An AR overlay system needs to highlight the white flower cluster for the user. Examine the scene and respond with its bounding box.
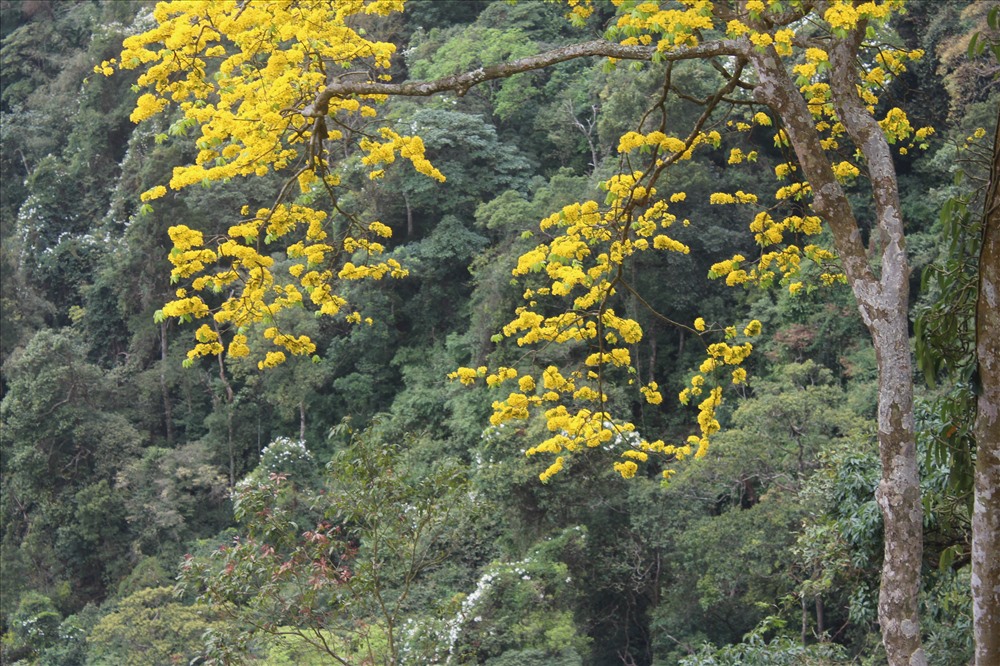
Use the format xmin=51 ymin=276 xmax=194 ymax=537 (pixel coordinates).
xmin=260 ymin=436 xmax=312 ymax=471
xmin=441 ymin=556 xmax=540 ymax=663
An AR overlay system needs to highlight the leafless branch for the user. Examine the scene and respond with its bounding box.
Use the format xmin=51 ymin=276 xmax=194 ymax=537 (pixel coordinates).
xmin=302 ymin=39 xmax=744 ymax=117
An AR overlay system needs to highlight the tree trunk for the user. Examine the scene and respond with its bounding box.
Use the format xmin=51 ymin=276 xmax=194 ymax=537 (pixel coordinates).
xmin=870 ymin=318 xmax=925 ymax=666
xmin=973 ymin=111 xmax=1000 ymax=666
xmin=816 ymin=595 xmax=825 ymax=637
xmin=299 ymin=399 xmax=306 ymax=443
xmin=751 ymin=31 xmax=927 ymax=665
xmin=404 ymin=192 xmax=414 ymax=238
xmin=215 ymin=337 xmax=237 ymax=487
xmin=801 ymin=594 xmax=809 ymax=646
xmin=160 ymin=320 xmax=174 ymax=446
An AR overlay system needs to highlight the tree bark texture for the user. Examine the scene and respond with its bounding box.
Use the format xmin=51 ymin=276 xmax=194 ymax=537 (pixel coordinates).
xmin=973 ymin=110 xmax=1000 ymax=666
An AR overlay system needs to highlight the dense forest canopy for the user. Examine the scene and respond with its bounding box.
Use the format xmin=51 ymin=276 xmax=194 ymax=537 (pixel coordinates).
xmin=0 ymin=1 xmax=997 ymax=664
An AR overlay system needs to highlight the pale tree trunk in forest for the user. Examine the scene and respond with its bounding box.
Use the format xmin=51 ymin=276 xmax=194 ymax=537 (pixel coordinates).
xmin=299 ymin=399 xmax=306 ymax=443
xmin=816 ymin=596 xmax=824 ymax=637
xmin=214 ymin=337 xmax=236 ymax=487
xmin=973 ymin=112 xmax=1000 ymax=666
xmin=404 ymin=192 xmax=414 ymax=238
xmin=160 ymin=320 xmax=174 ymax=446
xmin=751 ymin=30 xmax=926 ymax=666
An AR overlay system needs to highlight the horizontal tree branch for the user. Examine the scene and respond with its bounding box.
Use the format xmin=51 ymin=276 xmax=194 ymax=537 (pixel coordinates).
xmin=303 ymin=38 xmax=744 ymax=117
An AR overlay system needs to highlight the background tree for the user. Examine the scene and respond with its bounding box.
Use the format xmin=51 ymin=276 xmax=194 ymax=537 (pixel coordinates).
xmin=179 ymin=425 xmax=468 ymax=665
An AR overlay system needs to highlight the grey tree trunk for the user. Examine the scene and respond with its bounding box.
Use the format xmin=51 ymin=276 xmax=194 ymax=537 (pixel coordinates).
xmin=752 ymin=30 xmax=926 ymax=666
xmin=973 ymin=112 xmax=1000 ymax=666
xmin=160 ymin=320 xmax=174 ymax=446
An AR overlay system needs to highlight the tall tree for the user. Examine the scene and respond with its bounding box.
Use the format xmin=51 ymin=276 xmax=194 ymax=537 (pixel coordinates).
xmin=103 ymin=2 xmax=977 ymax=662
xmin=972 ymin=99 xmax=999 ymax=666
xmin=914 ymin=9 xmax=999 ymax=663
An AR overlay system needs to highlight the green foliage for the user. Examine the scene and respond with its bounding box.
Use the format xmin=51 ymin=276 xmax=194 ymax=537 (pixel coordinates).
xmin=375 ymin=109 xmax=532 ymax=229
xmin=179 ymin=424 xmax=469 ymax=664
xmin=920 ymin=567 xmax=973 ymax=665
xmin=86 ymin=587 xmax=219 ymax=666
xmin=912 ymin=124 xmax=998 ymax=502
xmin=1 ymin=329 xmax=142 ymax=611
xmin=678 ymin=617 xmax=848 ymax=666
xmin=409 ymin=526 xmax=589 ymax=665
xmin=115 ymin=442 xmax=229 ymax=560
xmin=255 ymin=629 xmax=349 ymax=665
xmin=2 ymin=592 xmax=62 ymax=663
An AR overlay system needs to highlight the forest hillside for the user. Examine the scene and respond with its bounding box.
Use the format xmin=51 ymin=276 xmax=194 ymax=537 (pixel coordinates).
xmin=1 ymin=1 xmax=997 ymax=664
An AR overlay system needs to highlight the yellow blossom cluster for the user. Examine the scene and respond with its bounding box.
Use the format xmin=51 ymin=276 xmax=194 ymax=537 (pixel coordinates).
xmin=107 ymin=0 xmax=451 ymax=366
xmin=670 ymin=319 xmax=761 ymax=457
xmin=617 ymin=129 xmax=721 ymax=159
xmin=609 ymin=0 xmax=716 ymax=50
xmin=451 ymin=108 xmax=734 ymax=480
xmin=157 ymin=199 xmax=408 ymax=363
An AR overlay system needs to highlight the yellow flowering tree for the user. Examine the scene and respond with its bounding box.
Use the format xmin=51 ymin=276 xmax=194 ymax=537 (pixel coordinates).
xmin=102 ymin=1 xmax=965 ymax=663
xmin=101 ymin=0 xmax=438 ymax=369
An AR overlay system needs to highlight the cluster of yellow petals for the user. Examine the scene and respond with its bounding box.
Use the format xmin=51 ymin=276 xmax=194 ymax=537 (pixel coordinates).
xmin=101 ymin=1 xmax=411 ymax=187
xmin=610 ymin=0 xmax=715 ymax=50
xmin=617 ymin=129 xmax=721 ymax=159
xmin=452 ymin=113 xmax=728 ymax=480
xmin=105 ymin=0 xmax=450 ymax=366
xmin=157 ymin=196 xmax=407 ymax=364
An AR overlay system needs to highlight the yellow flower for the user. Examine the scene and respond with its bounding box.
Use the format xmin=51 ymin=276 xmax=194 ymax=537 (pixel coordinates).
xmin=539 ymin=457 xmax=565 ymax=482
xmin=140 ymin=185 xmax=168 ymax=202
xmin=613 ymin=460 xmax=638 ymax=479
xmin=640 ymin=383 xmax=663 ymax=405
